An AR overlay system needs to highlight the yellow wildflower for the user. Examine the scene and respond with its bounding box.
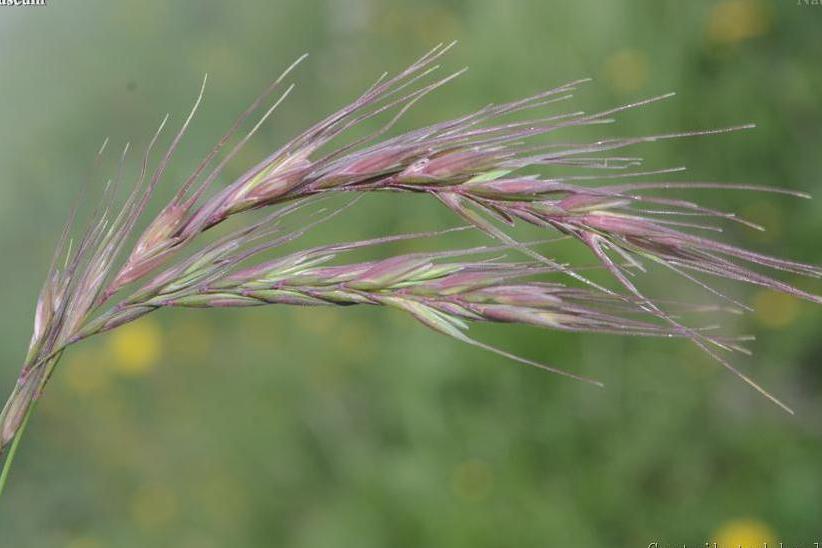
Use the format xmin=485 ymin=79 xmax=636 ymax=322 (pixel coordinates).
xmin=754 ymin=290 xmax=800 ymax=329
xmin=604 ymin=48 xmax=649 ymax=94
xmin=107 ymin=318 xmax=162 ymax=376
xmin=707 ymin=0 xmax=770 ymax=45
xmin=712 ymin=518 xmax=776 ymax=547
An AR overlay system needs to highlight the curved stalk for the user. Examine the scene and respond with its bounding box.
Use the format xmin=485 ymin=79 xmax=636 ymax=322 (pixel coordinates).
xmin=0 ymin=399 xmax=37 ymax=502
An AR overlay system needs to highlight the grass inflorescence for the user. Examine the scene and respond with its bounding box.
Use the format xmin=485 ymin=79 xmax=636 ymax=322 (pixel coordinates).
xmin=1 ymin=43 xmax=820 ymax=497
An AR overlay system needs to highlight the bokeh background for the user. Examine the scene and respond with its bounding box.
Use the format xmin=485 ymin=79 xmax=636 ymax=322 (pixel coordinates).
xmin=1 ymin=1 xmax=821 ymax=546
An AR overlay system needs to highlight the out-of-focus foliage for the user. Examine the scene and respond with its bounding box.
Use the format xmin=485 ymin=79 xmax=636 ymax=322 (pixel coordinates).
xmin=0 ymin=1 xmax=820 ymax=546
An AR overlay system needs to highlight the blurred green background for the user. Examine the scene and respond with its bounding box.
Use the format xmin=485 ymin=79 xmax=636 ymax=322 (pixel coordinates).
xmin=1 ymin=1 xmax=821 ymax=546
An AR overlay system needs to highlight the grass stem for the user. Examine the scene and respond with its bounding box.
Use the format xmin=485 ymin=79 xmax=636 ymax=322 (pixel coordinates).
xmin=0 ymin=400 xmax=35 ymax=503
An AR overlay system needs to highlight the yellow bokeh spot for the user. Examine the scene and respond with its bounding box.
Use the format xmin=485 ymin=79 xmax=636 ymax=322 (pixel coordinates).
xmin=451 ymin=459 xmax=494 ymax=502
xmin=603 ymin=48 xmax=649 ymax=94
xmin=129 ymin=483 xmax=178 ymax=530
xmin=712 ymin=518 xmax=776 ymax=547
xmin=107 ymin=318 xmax=162 ymax=376
xmin=63 ymin=347 xmax=110 ymax=395
xmin=707 ymin=0 xmax=770 ymax=45
xmin=753 ymin=290 xmax=800 ymax=329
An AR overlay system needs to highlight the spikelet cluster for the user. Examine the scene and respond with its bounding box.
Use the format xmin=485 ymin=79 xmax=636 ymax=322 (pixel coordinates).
xmin=2 ymin=44 xmax=820 ymax=459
